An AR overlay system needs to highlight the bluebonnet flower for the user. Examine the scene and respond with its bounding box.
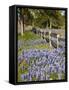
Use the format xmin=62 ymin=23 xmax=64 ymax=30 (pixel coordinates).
xmin=18 ymin=45 xmax=65 ymax=81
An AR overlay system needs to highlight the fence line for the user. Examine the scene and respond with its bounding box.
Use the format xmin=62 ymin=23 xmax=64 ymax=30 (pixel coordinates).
xmin=33 ymin=29 xmax=65 ymax=48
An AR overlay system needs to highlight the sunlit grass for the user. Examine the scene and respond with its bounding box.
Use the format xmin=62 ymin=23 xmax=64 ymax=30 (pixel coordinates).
xmin=18 ymin=43 xmax=54 ymax=55
xmin=50 ymin=73 xmax=58 ymax=80
xmin=18 ymin=31 xmax=41 ymax=41
xmin=18 ymin=31 xmax=54 ymax=55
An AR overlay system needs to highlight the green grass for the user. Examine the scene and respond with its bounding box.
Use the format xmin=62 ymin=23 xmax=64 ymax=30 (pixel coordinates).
xmin=61 ymin=73 xmax=65 ymax=79
xmin=50 ymin=73 xmax=58 ymax=80
xmin=18 ymin=43 xmax=53 ymax=55
xmin=34 ymin=43 xmax=50 ymax=50
xmin=32 ymin=76 xmax=37 ymax=81
xmin=49 ymin=73 xmax=65 ymax=80
xmin=18 ymin=31 xmax=54 ymax=55
xmin=18 ymin=31 xmax=41 ymax=41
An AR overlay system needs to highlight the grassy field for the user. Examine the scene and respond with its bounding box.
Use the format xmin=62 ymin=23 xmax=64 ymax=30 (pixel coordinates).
xmin=18 ymin=31 xmax=40 ymax=41
xmin=18 ymin=31 xmax=53 ymax=55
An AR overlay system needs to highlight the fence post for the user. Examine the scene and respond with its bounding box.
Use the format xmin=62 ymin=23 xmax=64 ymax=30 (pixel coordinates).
xmin=40 ymin=30 xmax=42 ymax=39
xmin=57 ymin=34 xmax=59 ymax=48
xmin=49 ymin=31 xmax=51 ymax=48
xmin=36 ymin=29 xmax=38 ymax=34
xmin=44 ymin=31 xmax=45 ymax=39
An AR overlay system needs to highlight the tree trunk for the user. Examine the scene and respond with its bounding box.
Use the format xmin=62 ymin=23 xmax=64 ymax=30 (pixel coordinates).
xmin=49 ymin=18 xmax=52 ymax=29
xmin=32 ymin=21 xmax=35 ymax=27
xmin=20 ymin=8 xmax=24 ymax=36
xmin=20 ymin=20 xmax=23 ymax=36
xmin=22 ymin=14 xmax=24 ymax=33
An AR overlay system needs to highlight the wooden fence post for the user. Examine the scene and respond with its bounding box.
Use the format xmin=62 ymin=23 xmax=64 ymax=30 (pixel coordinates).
xmin=40 ymin=30 xmax=42 ymax=39
xmin=57 ymin=34 xmax=59 ymax=48
xmin=44 ymin=31 xmax=45 ymax=39
xmin=49 ymin=31 xmax=51 ymax=48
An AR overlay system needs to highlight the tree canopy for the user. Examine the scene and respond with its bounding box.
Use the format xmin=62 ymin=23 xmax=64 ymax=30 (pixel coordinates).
xmin=17 ymin=8 xmax=65 ymax=35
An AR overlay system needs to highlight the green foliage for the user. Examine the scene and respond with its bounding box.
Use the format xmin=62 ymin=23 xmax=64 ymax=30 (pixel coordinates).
xmin=17 ymin=8 xmax=65 ymax=29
